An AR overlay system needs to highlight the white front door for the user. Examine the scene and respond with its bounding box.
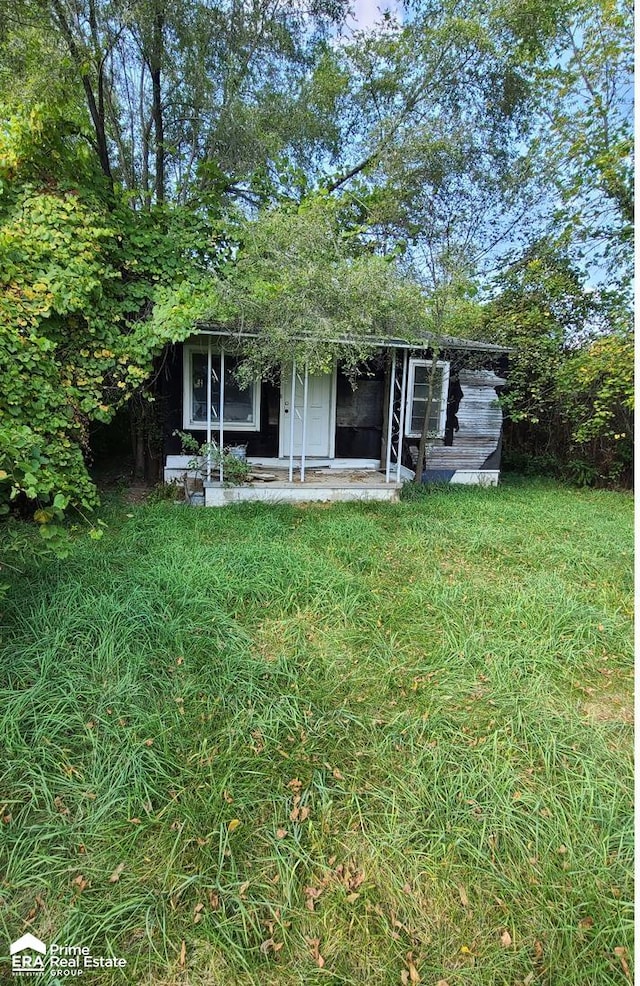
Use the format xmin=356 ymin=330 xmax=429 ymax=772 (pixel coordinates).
xmin=280 ymin=366 xmax=335 ymax=457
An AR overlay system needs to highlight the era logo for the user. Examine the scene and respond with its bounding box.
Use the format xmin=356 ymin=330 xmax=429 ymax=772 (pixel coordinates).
xmin=10 ymin=934 xmax=47 ymax=976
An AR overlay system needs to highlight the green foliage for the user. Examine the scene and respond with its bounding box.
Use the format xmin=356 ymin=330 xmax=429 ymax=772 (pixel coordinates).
xmin=173 ymin=431 xmax=251 ymax=487
xmin=146 ymin=479 xmax=184 ymax=503
xmin=486 ymin=243 xmax=633 ymax=485
xmin=0 ymin=106 xmax=226 ymax=520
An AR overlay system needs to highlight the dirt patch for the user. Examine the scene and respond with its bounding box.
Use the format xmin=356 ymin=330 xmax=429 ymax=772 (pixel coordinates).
xmin=581 ymin=693 xmax=633 ymax=725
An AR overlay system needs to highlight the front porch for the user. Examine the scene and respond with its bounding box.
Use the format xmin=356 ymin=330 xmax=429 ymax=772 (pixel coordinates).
xmin=164 ymin=457 xmax=408 ymax=506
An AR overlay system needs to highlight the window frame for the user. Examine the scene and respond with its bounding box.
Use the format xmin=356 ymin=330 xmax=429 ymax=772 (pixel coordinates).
xmin=404 ymin=358 xmax=450 ymax=439
xmin=182 ymin=342 xmax=261 ymax=432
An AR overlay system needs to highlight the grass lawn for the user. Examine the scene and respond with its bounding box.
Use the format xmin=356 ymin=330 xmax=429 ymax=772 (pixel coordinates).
xmin=0 ymin=479 xmax=633 ymax=985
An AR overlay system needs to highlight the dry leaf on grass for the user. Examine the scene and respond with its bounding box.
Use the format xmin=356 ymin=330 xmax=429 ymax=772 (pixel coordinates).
xmin=260 ymin=938 xmax=283 ymax=955
xmin=306 ymin=938 xmax=325 ymax=968
xmin=276 ymin=828 xmax=288 ymax=839
xmin=227 ymin=818 xmax=242 ymax=832
xmin=578 ymin=916 xmax=594 ymax=929
xmin=108 ymin=862 xmax=125 ymax=883
xmin=304 ymin=886 xmax=323 ymax=912
xmin=193 ymin=902 xmax=204 ymax=924
xmin=72 ymin=874 xmax=89 ymax=893
xmin=405 ymin=952 xmax=420 ymax=983
xmin=457 ymin=885 xmax=469 ymax=907
xmin=178 ymin=941 xmax=186 ymax=966
xmin=500 ymin=930 xmax=512 ymax=948
xmin=614 ymin=947 xmax=631 ymax=980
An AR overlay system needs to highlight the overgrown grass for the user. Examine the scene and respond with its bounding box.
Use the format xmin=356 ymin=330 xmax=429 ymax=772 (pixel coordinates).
xmin=0 ymin=480 xmax=633 ymax=984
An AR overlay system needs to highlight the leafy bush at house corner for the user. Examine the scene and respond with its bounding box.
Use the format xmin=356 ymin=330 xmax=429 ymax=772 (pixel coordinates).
xmin=0 ymin=106 xmax=228 ymax=524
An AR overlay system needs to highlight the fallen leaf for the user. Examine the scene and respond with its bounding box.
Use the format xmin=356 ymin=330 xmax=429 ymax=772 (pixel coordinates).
xmin=54 ymin=796 xmax=70 ymax=816
xmin=306 ymin=937 xmax=325 ymax=967
xmin=276 ymin=828 xmax=288 ymax=839
xmin=208 ymin=891 xmax=219 ymax=910
xmin=287 ymin=778 xmax=302 ymax=791
xmin=143 ymin=738 xmax=154 ymax=747
xmin=405 ymin=952 xmax=420 ymax=983
xmin=72 ymin=874 xmax=89 ymax=893
xmin=223 ymin=790 xmax=234 ymax=804
xmin=345 ymin=892 xmax=360 ymax=903
xmin=128 ymin=817 xmax=141 ymax=825
xmin=108 ymin=862 xmax=126 ymax=883
xmin=304 ymin=886 xmax=323 ymax=912
xmin=458 ymin=885 xmax=469 ymax=907
xmin=176 ymin=657 xmax=184 ymax=666
xmin=227 ymin=818 xmax=242 ymax=832
xmin=332 ymin=768 xmax=344 ymax=780
xmin=179 ymin=940 xmax=186 ymax=966
xmin=238 ymin=881 xmax=250 ymax=897
xmin=534 ymin=940 xmax=544 ymax=960
xmin=500 ymin=930 xmax=512 ymax=948
xmin=614 ymin=947 xmax=631 ymax=980
xmin=260 ymin=938 xmax=277 ymax=955
xmin=578 ymin=916 xmax=594 ymax=929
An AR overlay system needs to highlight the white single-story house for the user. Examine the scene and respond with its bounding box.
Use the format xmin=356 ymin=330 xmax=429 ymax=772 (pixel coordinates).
xmin=162 ymin=328 xmax=508 ymax=505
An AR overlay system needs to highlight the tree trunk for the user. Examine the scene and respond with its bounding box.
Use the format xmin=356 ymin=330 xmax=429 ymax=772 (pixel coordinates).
xmin=151 ymin=7 xmax=165 ymax=204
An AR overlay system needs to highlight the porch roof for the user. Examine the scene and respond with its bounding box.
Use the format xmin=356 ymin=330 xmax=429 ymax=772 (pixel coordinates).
xmin=192 ymin=324 xmax=510 ymax=354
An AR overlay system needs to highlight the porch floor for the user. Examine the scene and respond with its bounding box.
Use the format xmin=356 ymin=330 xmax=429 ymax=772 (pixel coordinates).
xmin=203 ymin=467 xmax=402 ymax=506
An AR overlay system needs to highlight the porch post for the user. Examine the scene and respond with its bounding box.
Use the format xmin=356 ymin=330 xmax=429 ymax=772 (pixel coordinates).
xmin=385 ymin=348 xmax=396 ymax=483
xmin=300 ymin=362 xmax=309 ymax=483
xmin=288 ymin=359 xmax=296 ymax=482
xmin=206 ymin=336 xmax=212 ymax=482
xmin=219 ymin=346 xmax=225 ymax=484
xmin=396 ymin=348 xmax=408 ymax=483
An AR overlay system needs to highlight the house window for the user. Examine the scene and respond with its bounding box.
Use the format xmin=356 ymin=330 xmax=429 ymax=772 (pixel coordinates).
xmin=405 ymin=359 xmax=450 ymax=438
xmin=184 ymin=345 xmax=260 ymax=431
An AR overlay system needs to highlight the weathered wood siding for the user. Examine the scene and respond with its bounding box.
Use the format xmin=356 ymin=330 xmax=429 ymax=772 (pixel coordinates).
xmin=409 ymin=368 xmax=506 ymax=475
